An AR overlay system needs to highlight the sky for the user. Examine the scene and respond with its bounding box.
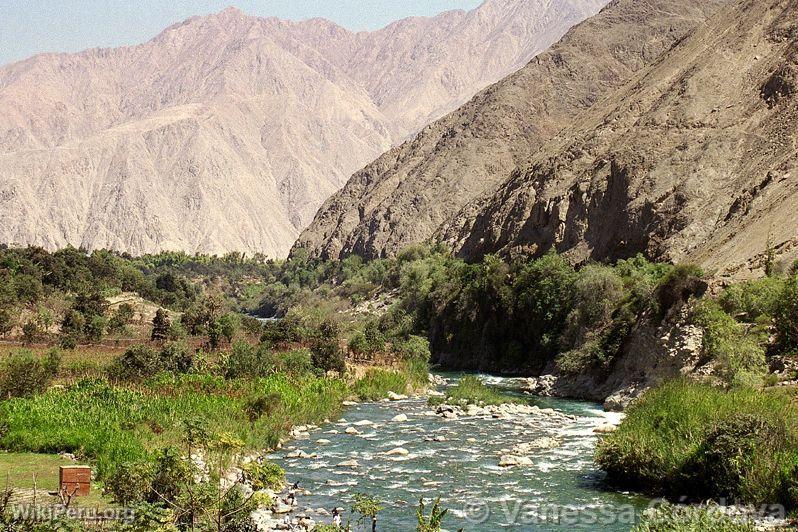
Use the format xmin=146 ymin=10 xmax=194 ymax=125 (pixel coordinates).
xmin=0 ymin=0 xmax=485 ymax=66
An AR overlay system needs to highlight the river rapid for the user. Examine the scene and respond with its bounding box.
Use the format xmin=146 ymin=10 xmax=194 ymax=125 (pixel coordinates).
xmin=268 ymin=373 xmax=648 ymax=531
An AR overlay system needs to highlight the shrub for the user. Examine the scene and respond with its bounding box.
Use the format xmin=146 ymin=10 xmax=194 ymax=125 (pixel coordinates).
xmin=21 ymin=320 xmax=40 ymax=344
xmin=0 ymin=349 xmax=58 ymax=398
xmin=108 ymin=345 xmax=162 ymax=381
xmin=278 ymin=349 xmax=314 ymax=375
xmin=393 ymin=335 xmax=431 ymax=361
xmin=151 ymin=308 xmax=171 ymax=342
xmin=560 ymin=265 xmax=625 ymax=350
xmin=691 ymin=300 xmax=766 ymax=384
xmin=442 ymin=375 xmax=517 ymax=406
xmin=0 ymin=309 xmax=13 ymax=338
xmin=596 ymin=380 xmax=798 ymax=508
xmin=108 ymin=303 xmax=135 ymax=334
xmin=685 ymin=414 xmax=780 ymax=500
xmin=224 ymin=341 xmax=270 ymax=379
xmin=217 ymin=313 xmax=240 ymax=344
xmin=311 ymin=339 xmax=346 ymax=374
xmin=241 ymin=461 xmax=285 ymax=491
xmin=776 ymin=275 xmax=798 ymax=351
xmin=85 ymin=315 xmax=107 ymax=342
xmin=719 ymin=277 xmax=785 ymax=321
xmin=105 ymin=461 xmax=154 ymax=505
xmin=655 ymin=264 xmax=706 ymax=319
xmin=160 ymin=341 xmax=194 ymax=373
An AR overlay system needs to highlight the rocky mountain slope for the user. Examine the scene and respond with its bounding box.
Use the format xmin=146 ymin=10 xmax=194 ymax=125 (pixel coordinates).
xmin=295 ymin=0 xmax=731 ymax=260
xmin=0 ymin=0 xmax=607 ymax=257
xmin=445 ymin=0 xmax=798 ymax=278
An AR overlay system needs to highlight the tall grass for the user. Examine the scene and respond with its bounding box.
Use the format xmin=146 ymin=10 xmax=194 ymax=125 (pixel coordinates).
xmin=596 ymin=380 xmax=798 ymax=508
xmin=441 ymin=375 xmax=518 ymax=406
xmin=352 ymin=369 xmax=409 ymax=401
xmin=0 ymin=373 xmax=347 ymax=479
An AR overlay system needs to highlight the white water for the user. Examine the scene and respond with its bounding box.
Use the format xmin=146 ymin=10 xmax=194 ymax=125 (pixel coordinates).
xmin=269 ymin=373 xmax=647 ymax=530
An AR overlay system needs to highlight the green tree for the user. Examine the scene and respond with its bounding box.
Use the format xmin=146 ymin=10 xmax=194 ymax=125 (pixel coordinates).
xmin=352 ymin=493 xmax=382 ymax=532
xmin=151 ymin=308 xmax=171 ymax=342
xmin=311 ymin=339 xmax=346 ymax=374
xmin=0 ymin=308 xmax=12 ymax=338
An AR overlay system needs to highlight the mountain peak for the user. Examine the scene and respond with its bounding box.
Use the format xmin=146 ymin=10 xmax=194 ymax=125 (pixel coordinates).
xmin=0 ymin=0 xmax=613 ymax=258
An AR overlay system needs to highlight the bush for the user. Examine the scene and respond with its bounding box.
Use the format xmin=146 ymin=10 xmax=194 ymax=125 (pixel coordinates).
xmin=719 ymin=277 xmax=785 ymax=321
xmin=108 ymin=303 xmax=135 ymax=334
xmin=151 ymin=308 xmax=171 ymax=342
xmin=655 ymin=264 xmax=706 ymax=319
xmin=691 ymin=300 xmax=767 ymax=384
xmin=241 ymin=461 xmax=285 ymax=491
xmin=311 ymin=339 xmax=346 ymax=374
xmin=0 ymin=349 xmax=59 ymax=399
xmin=442 ymin=375 xmax=517 ymax=406
xmin=160 ymin=341 xmax=194 ymax=373
xmin=393 ymin=335 xmax=431 ymax=361
xmin=85 ymin=315 xmax=107 ymax=343
xmin=105 ymin=461 xmax=154 ymax=505
xmin=776 ymin=275 xmax=798 ymax=351
xmin=224 ymin=341 xmax=270 ymax=379
xmin=108 ymin=345 xmax=162 ymax=381
xmin=685 ymin=414 xmax=779 ymax=500
xmin=596 ymin=380 xmax=798 ymax=508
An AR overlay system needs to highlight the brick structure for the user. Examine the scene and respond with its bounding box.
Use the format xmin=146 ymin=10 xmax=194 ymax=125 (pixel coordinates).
xmin=59 ymin=466 xmax=91 ymax=497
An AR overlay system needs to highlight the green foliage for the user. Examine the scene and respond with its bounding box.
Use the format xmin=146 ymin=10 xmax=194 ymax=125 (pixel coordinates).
xmin=633 ymin=503 xmax=755 ymax=532
xmin=353 ymin=369 xmax=408 ymax=401
xmin=719 ymin=277 xmax=785 ymax=321
xmin=596 ymin=380 xmax=798 ymax=508
xmin=0 ymin=308 xmax=13 ymax=337
xmin=241 ymin=461 xmax=285 ymax=491
xmin=151 ymin=308 xmax=171 ymax=342
xmin=108 ymin=345 xmax=162 ymax=381
xmin=776 ymin=274 xmax=798 ymax=351
xmin=0 ymin=373 xmax=348 ymax=479
xmin=416 ymin=497 xmax=449 ymax=532
xmin=441 ymin=375 xmax=517 ymax=406
xmin=224 ymin=341 xmax=271 ymax=379
xmin=108 ymin=302 xmax=135 ymax=334
xmin=311 ymin=339 xmax=346 ymax=374
xmin=655 ymin=264 xmax=706 ymax=319
xmin=0 ymin=349 xmax=59 ymax=399
xmin=691 ymin=300 xmax=767 ymax=385
xmin=394 ymin=335 xmax=431 ymax=361
xmin=351 ymin=492 xmax=383 ymax=530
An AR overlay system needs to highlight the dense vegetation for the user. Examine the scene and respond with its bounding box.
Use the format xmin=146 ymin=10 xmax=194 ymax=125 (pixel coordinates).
xmin=2 ymin=243 xmax=798 ymax=528
xmin=597 ymin=380 xmax=798 ymax=510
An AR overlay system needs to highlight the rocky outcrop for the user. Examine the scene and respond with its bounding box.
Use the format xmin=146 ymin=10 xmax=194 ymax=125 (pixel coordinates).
xmin=0 ymin=1 xmax=606 ymax=257
xmin=523 ymin=311 xmax=705 ymax=409
xmin=295 ymin=0 xmax=730 ymax=260
xmin=445 ymin=0 xmax=798 ymax=279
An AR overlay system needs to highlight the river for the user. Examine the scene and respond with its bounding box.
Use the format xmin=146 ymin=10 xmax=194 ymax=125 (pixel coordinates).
xmin=268 ymin=373 xmax=649 ymax=531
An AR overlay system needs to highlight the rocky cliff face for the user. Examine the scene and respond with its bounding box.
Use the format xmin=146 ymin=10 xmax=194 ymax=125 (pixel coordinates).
xmin=0 ymin=0 xmax=606 ymax=256
xmin=445 ymin=0 xmax=798 ymax=279
xmin=295 ymin=0 xmax=731 ymax=260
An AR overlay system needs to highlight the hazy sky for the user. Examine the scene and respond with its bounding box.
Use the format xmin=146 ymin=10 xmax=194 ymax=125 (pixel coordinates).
xmin=0 ymin=0 xmax=484 ymax=66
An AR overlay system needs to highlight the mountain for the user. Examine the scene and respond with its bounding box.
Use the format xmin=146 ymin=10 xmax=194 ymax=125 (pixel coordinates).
xmin=295 ymin=0 xmax=732 ymax=261
xmin=0 ymin=0 xmax=608 ymax=257
xmin=443 ymin=0 xmax=798 ymax=278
